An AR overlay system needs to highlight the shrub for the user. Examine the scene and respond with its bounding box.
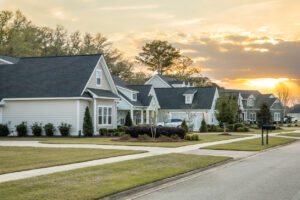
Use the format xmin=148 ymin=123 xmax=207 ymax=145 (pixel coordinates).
xmin=208 ymin=124 xmax=218 ymax=132
xmin=83 ymin=107 xmax=93 ymax=137
xmin=43 ymin=123 xmax=55 ymax=137
xmin=138 ymin=134 xmax=150 ymax=141
xmin=58 ymin=123 xmax=71 ymax=136
xmin=276 ymin=126 xmax=282 ymax=130
xmin=184 ymin=134 xmax=191 ymax=140
xmin=125 ymin=126 xmax=186 ymax=139
xmin=16 ymin=122 xmax=27 ymax=137
xmin=244 ymin=126 xmax=250 ymax=132
xmin=192 ymin=134 xmax=199 ymax=141
xmin=119 ymin=134 xmax=131 ymax=141
xmin=31 ymin=123 xmax=42 ymax=137
xmin=217 ymin=128 xmax=223 ymax=132
xmin=181 ymin=120 xmax=188 ymax=132
xmin=287 ymin=124 xmax=292 ymax=127
xmin=171 ymin=134 xmax=180 ymax=140
xmin=99 ymin=128 xmax=108 ymax=136
xmin=228 ymin=124 xmax=234 ymax=132
xmin=117 ymin=126 xmax=128 ymax=132
xmin=233 ymin=123 xmax=244 ymax=131
xmin=295 ymin=124 xmax=299 ymax=127
xmin=199 ymin=119 xmax=208 ymax=133
xmin=184 ymin=134 xmax=199 ymax=141
xmin=236 ymin=127 xmax=245 ymax=132
xmin=0 ymin=124 xmax=9 ymax=136
xmin=125 ymin=112 xmax=133 ymax=127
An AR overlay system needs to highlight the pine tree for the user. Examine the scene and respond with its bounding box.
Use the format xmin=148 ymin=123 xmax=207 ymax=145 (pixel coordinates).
xmin=83 ymin=106 xmax=93 ymax=136
xmin=125 ymin=112 xmax=133 ymax=127
xmin=257 ymin=102 xmax=272 ymax=127
xmin=200 ymin=119 xmax=208 ymax=132
xmin=181 ymin=119 xmax=188 ymax=132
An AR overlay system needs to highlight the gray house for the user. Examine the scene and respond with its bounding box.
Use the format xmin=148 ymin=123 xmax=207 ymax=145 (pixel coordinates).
xmin=223 ymin=89 xmax=284 ymax=124
xmin=0 ymin=54 xmax=120 ymax=136
xmin=145 ymin=74 xmax=194 ymax=88
xmin=287 ymin=104 xmax=300 ymax=121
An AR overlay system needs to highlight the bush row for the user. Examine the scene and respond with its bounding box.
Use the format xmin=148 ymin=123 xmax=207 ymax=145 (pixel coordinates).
xmin=0 ymin=122 xmax=72 ymax=137
xmin=125 ymin=126 xmax=186 ymax=139
xmin=184 ymin=134 xmax=199 ymax=141
xmin=200 ymin=123 xmax=251 ymax=133
xmin=99 ymin=126 xmax=128 ymax=137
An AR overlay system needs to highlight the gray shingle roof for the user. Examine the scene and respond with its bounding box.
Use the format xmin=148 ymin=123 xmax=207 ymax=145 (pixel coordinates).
xmin=118 ymin=90 xmax=144 ymax=107
xmin=111 ymin=75 xmax=129 ymax=88
xmin=255 ymin=95 xmax=277 ymax=108
xmin=0 ymin=55 xmax=19 ymax=64
xmin=127 ymin=85 xmax=152 ymax=106
xmin=0 ymin=54 xmax=102 ymax=101
xmin=157 ymin=75 xmax=184 ymax=85
xmin=155 ymin=87 xmax=216 ymax=110
xmin=223 ymin=89 xmax=261 ymax=99
xmin=183 ymin=88 xmax=197 ymax=95
xmin=88 ymin=88 xmax=119 ymax=99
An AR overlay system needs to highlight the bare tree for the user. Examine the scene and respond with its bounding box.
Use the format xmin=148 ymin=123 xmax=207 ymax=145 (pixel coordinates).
xmin=275 ymin=82 xmax=291 ymax=116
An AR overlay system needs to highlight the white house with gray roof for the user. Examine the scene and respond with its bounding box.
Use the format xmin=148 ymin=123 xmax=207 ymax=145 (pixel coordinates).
xmin=0 ymin=54 xmax=120 ymax=136
xmin=145 ymin=74 xmax=194 ymax=88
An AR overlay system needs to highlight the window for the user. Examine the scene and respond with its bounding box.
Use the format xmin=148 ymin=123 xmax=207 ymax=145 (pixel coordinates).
xmin=248 ymin=98 xmax=254 ymax=107
xmin=132 ymin=93 xmax=137 ymax=101
xmin=274 ymin=113 xmax=281 ymax=122
xmin=96 ymin=70 xmax=102 ymax=86
xmin=98 ymin=106 xmax=112 ymax=125
xmin=185 ymin=95 xmax=192 ymax=104
xmin=120 ymin=118 xmax=125 ymax=125
xmin=250 ymin=113 xmax=256 ymax=121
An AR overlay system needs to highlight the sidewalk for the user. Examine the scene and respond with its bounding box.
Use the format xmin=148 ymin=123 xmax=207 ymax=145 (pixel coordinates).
xmin=0 ymin=131 xmax=298 ymax=183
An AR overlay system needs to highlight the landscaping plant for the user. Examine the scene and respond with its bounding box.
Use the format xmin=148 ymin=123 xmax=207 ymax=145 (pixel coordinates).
xmin=31 ymin=123 xmax=42 ymax=136
xmin=16 ymin=122 xmax=27 ymax=137
xmin=83 ymin=106 xmax=93 ymax=137
xmin=125 ymin=112 xmax=133 ymax=127
xmin=0 ymin=124 xmax=9 ymax=136
xmin=199 ymin=119 xmax=208 ymax=133
xmin=58 ymin=123 xmax=72 ymax=136
xmin=181 ymin=119 xmax=188 ymax=132
xmin=43 ymin=123 xmax=56 ymax=137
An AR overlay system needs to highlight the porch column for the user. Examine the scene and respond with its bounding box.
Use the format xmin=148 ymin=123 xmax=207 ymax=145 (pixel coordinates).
xmin=130 ymin=108 xmax=134 ymax=123
xmin=146 ymin=110 xmax=149 ymax=124
xmin=141 ymin=110 xmax=144 ymax=124
xmin=93 ymin=98 xmax=97 ymax=135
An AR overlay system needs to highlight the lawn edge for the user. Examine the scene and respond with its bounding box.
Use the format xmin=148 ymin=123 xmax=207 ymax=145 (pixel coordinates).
xmin=99 ymin=157 xmax=233 ymax=200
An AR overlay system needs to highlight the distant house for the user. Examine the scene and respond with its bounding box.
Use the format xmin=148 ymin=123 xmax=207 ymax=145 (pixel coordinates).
xmin=287 ymin=104 xmax=300 ymax=121
xmin=112 ymin=75 xmax=160 ymax=125
xmin=145 ymin=74 xmax=194 ymax=88
xmin=0 ymin=54 xmax=119 ymax=136
xmin=222 ymin=89 xmax=284 ymax=124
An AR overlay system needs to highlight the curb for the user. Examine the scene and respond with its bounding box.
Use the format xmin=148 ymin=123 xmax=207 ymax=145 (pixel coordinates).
xmin=99 ymin=158 xmax=233 ymax=200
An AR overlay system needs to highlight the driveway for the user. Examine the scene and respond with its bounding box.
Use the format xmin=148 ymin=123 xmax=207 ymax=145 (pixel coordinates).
xmin=134 ymin=140 xmax=300 ymax=200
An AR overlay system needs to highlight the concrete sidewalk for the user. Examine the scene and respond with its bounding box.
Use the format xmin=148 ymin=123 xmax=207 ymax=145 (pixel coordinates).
xmin=0 ymin=131 xmax=298 ymax=183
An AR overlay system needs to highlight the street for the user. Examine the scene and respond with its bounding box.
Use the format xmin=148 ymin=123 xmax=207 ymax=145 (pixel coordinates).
xmin=135 ymin=140 xmax=300 ymax=200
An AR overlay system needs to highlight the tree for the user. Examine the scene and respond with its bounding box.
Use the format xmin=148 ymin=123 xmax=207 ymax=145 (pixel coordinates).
xmin=257 ymin=102 xmax=272 ymax=127
xmin=125 ymin=112 xmax=133 ymax=127
xmin=110 ymin=61 xmax=134 ymax=81
xmin=127 ymin=72 xmax=150 ymax=85
xmin=136 ymin=40 xmax=180 ymax=75
xmin=181 ymin=120 xmax=188 ymax=132
xmin=167 ymin=56 xmax=201 ymax=77
xmin=200 ymin=119 xmax=208 ymax=132
xmin=275 ymin=82 xmax=290 ymax=116
xmin=216 ymin=94 xmax=239 ymax=133
xmin=83 ymin=106 xmax=93 ymax=136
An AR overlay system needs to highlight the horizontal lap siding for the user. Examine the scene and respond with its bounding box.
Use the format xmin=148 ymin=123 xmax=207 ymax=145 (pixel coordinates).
xmin=3 ymin=100 xmax=77 ymax=136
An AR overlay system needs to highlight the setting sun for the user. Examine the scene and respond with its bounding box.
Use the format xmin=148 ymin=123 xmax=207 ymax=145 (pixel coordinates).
xmin=244 ymin=78 xmax=289 ymax=89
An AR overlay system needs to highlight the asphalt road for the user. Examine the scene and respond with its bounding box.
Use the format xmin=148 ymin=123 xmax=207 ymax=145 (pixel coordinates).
xmin=135 ymin=141 xmax=300 ymax=200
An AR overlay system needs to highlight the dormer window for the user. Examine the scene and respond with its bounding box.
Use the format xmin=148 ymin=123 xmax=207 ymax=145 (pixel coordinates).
xmin=132 ymin=93 xmax=137 ymax=101
xmin=185 ymin=95 xmax=192 ymax=104
xmin=248 ymin=98 xmax=254 ymax=107
xmin=96 ymin=70 xmax=102 ymax=86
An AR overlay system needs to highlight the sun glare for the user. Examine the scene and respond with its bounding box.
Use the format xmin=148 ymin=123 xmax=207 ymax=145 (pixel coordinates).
xmin=244 ymin=78 xmax=289 ymax=89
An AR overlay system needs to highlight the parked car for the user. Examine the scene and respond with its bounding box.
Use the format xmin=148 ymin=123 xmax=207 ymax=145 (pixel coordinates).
xmin=157 ymin=119 xmax=183 ymax=127
xmin=284 ymin=116 xmax=298 ymax=123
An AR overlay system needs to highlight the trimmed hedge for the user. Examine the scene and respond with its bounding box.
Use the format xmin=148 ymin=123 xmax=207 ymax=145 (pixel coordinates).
xmin=0 ymin=124 xmax=9 ymax=136
xmin=43 ymin=123 xmax=55 ymax=137
xmin=99 ymin=128 xmax=108 ymax=136
xmin=184 ymin=134 xmax=199 ymax=141
xmin=31 ymin=123 xmax=42 ymax=137
xmin=125 ymin=126 xmax=186 ymax=139
xmin=58 ymin=123 xmax=71 ymax=136
xmin=16 ymin=122 xmax=27 ymax=137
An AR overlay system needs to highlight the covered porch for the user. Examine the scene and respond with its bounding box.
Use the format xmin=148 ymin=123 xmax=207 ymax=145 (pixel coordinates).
xmin=117 ymin=108 xmax=158 ymax=126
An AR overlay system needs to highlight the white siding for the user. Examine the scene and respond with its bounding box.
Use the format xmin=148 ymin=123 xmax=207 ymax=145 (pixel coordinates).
xmin=2 ymin=100 xmax=78 ymax=136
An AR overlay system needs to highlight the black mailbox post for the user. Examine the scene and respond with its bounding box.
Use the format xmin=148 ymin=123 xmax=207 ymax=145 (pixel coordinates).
xmin=261 ymin=125 xmax=276 ymax=145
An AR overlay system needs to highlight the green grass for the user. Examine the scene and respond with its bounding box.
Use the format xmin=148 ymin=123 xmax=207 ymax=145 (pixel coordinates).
xmin=0 ymin=146 xmax=144 ymax=174
xmin=0 ymin=134 xmax=249 ymax=147
xmin=203 ymin=136 xmax=297 ymax=151
xmin=246 ymin=128 xmax=296 ymax=134
xmin=0 ymin=154 xmax=230 ymax=200
xmin=280 ymin=133 xmax=300 ymax=137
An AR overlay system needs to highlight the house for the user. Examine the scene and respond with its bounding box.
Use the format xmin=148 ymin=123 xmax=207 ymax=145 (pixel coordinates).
xmin=0 ymin=54 xmax=120 ymax=136
xmin=154 ymin=87 xmax=219 ymax=130
xmin=145 ymin=74 xmax=194 ymax=88
xmin=287 ymin=104 xmax=300 ymax=121
xmin=112 ymin=75 xmax=160 ymax=125
xmin=222 ymin=89 xmax=284 ymax=124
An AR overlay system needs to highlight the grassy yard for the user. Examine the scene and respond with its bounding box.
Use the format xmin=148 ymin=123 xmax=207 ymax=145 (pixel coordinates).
xmin=0 ymin=134 xmax=249 ymax=147
xmin=280 ymin=132 xmax=300 ymax=137
xmin=245 ymin=128 xmax=297 ymax=134
xmin=0 ymin=146 xmax=144 ymax=174
xmin=0 ymin=153 xmax=230 ymax=200
xmin=203 ymin=136 xmax=297 ymax=151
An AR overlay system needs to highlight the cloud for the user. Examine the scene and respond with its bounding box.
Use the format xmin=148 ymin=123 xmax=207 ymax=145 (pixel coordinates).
xmin=98 ymin=5 xmax=159 ymax=11
xmin=50 ymin=8 xmax=78 ymax=21
xmin=171 ymin=18 xmax=205 ymax=26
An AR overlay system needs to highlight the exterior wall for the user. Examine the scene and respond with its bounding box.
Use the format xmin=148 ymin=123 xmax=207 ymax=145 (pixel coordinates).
xmin=93 ymin=99 xmax=117 ymax=133
xmin=146 ymin=76 xmax=171 ymax=88
xmin=86 ymin=60 xmax=113 ymax=91
xmin=2 ymin=100 xmax=78 ymax=136
xmin=287 ymin=113 xmax=300 ymax=121
xmin=117 ymin=87 xmax=136 ymax=101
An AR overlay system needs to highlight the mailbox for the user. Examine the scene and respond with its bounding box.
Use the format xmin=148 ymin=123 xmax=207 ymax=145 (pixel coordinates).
xmin=261 ymin=125 xmax=275 ymax=145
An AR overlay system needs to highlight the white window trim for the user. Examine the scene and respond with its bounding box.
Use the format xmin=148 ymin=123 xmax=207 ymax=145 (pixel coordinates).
xmin=98 ymin=105 xmax=112 ymax=126
xmin=274 ymin=113 xmax=281 ymax=122
xmin=96 ymin=69 xmax=102 ymax=87
xmin=185 ymin=95 xmax=192 ymax=104
xmin=132 ymin=93 xmax=137 ymax=101
xmin=250 ymin=112 xmax=256 ymax=121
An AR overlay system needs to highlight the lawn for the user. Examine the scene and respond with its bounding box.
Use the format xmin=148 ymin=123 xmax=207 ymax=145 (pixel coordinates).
xmin=203 ymin=136 xmax=296 ymax=151
xmin=280 ymin=132 xmax=300 ymax=137
xmin=0 ymin=134 xmax=249 ymax=147
xmin=0 ymin=146 xmax=144 ymax=174
xmin=0 ymin=153 xmax=231 ymax=200
xmin=245 ymin=128 xmax=296 ymax=134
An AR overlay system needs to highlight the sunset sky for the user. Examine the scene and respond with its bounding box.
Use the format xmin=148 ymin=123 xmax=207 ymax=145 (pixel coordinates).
xmin=1 ymin=0 xmax=300 ymax=98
